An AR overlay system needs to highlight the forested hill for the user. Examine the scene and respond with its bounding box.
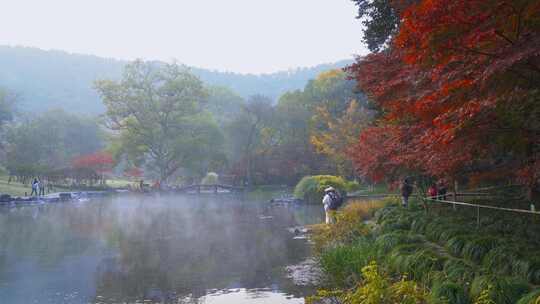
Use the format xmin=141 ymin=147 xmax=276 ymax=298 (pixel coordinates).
xmin=0 ymin=46 xmax=353 ymax=114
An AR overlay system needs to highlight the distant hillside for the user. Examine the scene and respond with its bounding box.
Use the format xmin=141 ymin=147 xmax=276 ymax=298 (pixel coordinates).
xmin=0 ymin=46 xmax=353 ymax=114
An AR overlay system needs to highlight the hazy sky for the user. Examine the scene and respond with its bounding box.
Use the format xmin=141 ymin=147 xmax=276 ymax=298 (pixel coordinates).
xmin=0 ymin=0 xmax=368 ymax=74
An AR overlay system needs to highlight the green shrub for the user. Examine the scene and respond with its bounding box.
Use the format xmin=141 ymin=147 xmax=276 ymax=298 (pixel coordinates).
xmin=429 ymin=282 xmax=469 ymax=304
xmin=201 ymin=172 xmax=219 ymax=185
xmin=345 ymin=180 xmax=362 ymax=192
xmin=470 ymin=275 xmax=530 ymax=304
xmin=293 ymin=175 xmax=347 ymax=204
xmin=516 ymin=289 xmax=540 ymax=304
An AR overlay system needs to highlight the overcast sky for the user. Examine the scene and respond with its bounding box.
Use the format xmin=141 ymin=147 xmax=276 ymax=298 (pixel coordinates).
xmin=0 ymin=0 xmax=368 ymax=74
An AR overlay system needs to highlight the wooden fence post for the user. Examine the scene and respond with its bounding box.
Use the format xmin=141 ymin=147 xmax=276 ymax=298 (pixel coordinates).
xmin=476 ymin=205 xmax=480 ymax=228
xmin=454 ymin=180 xmax=459 ymax=201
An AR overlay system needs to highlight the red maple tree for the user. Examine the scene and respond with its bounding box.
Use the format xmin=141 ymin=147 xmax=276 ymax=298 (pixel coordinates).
xmin=72 ymin=151 xmax=115 ymax=175
xmin=347 ymin=0 xmax=540 ymax=199
xmin=124 ymin=167 xmax=144 ymax=179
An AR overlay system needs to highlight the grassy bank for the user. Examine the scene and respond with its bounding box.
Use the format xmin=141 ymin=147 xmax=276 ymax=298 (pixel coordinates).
xmin=0 ymin=175 xmax=135 ymax=197
xmin=308 ymin=198 xmax=540 ymax=304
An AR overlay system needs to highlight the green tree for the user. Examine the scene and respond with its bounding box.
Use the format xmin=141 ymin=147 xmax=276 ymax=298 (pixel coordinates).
xmin=205 ymin=86 xmax=245 ymax=126
xmin=95 ymin=60 xmax=219 ymax=182
xmin=5 ymin=110 xmax=104 ymax=180
xmin=351 ymin=0 xmax=404 ymax=52
xmin=225 ymin=95 xmax=273 ymax=187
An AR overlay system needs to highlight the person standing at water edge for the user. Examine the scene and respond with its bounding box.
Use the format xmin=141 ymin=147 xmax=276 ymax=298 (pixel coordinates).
xmin=39 ymin=179 xmax=46 ymax=196
xmin=31 ymin=178 xmax=39 ymax=197
xmin=400 ymin=178 xmax=413 ymax=207
xmin=322 ymin=187 xmax=341 ymax=224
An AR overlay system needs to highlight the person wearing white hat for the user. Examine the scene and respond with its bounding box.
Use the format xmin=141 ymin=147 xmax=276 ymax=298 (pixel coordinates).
xmin=322 ymin=187 xmax=336 ymax=224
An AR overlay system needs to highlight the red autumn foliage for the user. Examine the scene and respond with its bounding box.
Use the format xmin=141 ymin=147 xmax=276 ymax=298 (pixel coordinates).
xmin=124 ymin=167 xmax=144 ymax=179
xmin=72 ymin=151 xmax=115 ymax=175
xmin=347 ymin=0 xmax=540 ymax=197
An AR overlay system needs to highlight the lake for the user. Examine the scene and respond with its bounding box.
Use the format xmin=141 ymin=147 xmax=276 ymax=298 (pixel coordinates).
xmin=0 ymin=194 xmax=324 ymax=303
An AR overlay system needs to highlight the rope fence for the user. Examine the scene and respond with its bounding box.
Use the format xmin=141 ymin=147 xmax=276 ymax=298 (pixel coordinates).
xmin=424 ymin=195 xmax=540 ymax=228
xmin=348 ymin=190 xmax=538 ymax=228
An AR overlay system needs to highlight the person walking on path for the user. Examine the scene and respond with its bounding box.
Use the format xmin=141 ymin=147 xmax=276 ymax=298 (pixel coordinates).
xmin=437 ymin=180 xmax=447 ymax=200
xmin=427 ymin=183 xmax=438 ymax=199
xmin=400 ymin=178 xmax=413 ymax=207
xmin=30 ymin=178 xmax=39 ymax=197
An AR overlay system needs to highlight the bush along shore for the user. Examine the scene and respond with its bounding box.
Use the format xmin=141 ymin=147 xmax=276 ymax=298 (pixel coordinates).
xmin=307 ymin=198 xmax=540 ymax=304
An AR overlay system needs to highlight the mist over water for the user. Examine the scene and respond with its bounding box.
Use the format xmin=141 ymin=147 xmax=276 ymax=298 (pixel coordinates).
xmin=0 ymin=194 xmax=324 ymax=303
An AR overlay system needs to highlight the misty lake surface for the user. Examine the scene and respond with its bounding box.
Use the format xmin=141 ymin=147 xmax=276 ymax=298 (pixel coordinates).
xmin=0 ymin=194 xmax=324 ymax=304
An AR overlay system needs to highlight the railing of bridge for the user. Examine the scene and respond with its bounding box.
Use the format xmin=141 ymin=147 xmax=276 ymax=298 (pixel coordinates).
xmin=176 ymin=184 xmax=244 ymax=194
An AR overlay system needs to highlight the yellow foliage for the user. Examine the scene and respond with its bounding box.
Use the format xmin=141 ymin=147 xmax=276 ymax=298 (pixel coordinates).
xmin=310 ymin=100 xmax=372 ymax=176
xmin=314 ymin=69 xmax=347 ymax=89
xmin=309 ymin=200 xmax=386 ymax=253
xmin=474 ymin=285 xmax=495 ymax=304
xmin=346 ymin=262 xmax=427 ymax=304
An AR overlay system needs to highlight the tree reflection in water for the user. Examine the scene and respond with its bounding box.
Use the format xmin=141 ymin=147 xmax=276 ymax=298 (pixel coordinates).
xmin=0 ymin=195 xmax=323 ymax=303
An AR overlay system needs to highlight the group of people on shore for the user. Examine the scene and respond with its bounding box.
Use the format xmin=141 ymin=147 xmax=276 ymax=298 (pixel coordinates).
xmin=30 ymin=178 xmax=50 ymax=197
xmin=321 ymin=179 xmax=450 ymax=225
xmin=401 ymin=178 xmax=448 ymax=207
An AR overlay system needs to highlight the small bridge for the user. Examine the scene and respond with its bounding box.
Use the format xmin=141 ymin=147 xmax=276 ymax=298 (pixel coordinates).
xmin=176 ymin=184 xmax=244 ymax=194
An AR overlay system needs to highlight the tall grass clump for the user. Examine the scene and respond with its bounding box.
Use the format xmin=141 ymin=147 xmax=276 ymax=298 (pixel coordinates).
xmin=443 ymin=258 xmax=476 ymax=283
xmin=375 ymin=231 xmax=424 ymax=255
xmin=429 ymin=281 xmax=469 ymax=304
xmin=293 ymin=175 xmax=347 ymax=204
xmin=319 ymin=238 xmax=377 ymax=288
xmin=470 ymin=275 xmax=530 ymax=304
xmin=462 ymin=237 xmax=501 ymax=263
xmin=516 ymin=289 xmax=540 ymax=304
xmin=446 ymin=235 xmax=473 ymax=257
xmin=482 ymin=246 xmax=520 ymax=275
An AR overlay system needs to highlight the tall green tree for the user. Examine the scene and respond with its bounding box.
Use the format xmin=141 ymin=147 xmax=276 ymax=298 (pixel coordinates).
xmin=0 ymin=88 xmax=17 ymax=149
xmin=205 ymin=86 xmax=245 ymax=126
xmin=95 ymin=61 xmax=220 ymax=182
xmin=5 ymin=110 xmax=104 ymax=179
xmin=225 ymin=95 xmax=274 ymax=187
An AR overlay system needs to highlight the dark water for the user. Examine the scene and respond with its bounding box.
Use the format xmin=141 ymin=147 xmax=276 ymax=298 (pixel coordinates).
xmin=0 ymin=194 xmax=324 ymax=303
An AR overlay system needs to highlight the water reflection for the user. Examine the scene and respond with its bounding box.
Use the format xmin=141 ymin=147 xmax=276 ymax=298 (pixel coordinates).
xmin=0 ymin=194 xmax=323 ymax=303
